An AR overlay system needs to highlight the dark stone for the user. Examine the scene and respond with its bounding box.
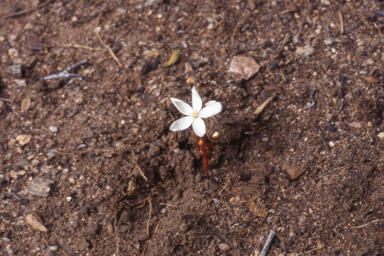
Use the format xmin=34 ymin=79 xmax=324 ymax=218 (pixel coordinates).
xmin=340 ymin=75 xmax=348 ymax=82
xmin=326 ymin=126 xmax=337 ymax=132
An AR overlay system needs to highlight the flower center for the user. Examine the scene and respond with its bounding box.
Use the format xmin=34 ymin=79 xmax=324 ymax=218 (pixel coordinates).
xmin=192 ymin=112 xmax=198 ymax=118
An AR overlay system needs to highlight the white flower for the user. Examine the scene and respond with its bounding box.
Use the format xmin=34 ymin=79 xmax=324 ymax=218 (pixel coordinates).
xmin=170 ymin=86 xmax=222 ymax=137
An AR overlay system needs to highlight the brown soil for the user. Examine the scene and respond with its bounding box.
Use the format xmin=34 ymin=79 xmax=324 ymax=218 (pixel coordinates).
xmin=1 ymin=0 xmax=384 ymax=255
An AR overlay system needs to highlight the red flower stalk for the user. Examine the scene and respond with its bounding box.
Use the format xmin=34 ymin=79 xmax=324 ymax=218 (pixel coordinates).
xmin=196 ymin=132 xmax=219 ymax=173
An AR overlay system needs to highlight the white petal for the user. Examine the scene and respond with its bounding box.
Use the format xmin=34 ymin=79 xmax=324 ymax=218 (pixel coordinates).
xmin=198 ymin=101 xmax=222 ymax=118
xmin=205 ymin=100 xmax=217 ymax=106
xmin=170 ymin=116 xmax=194 ymax=132
xmin=171 ymin=98 xmax=193 ymax=116
xmin=191 ymin=86 xmax=202 ymax=113
xmin=192 ymin=117 xmax=206 ymax=137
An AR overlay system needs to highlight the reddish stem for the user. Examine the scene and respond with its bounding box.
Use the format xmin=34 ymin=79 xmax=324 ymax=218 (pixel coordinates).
xmin=196 ymin=134 xmax=217 ymax=173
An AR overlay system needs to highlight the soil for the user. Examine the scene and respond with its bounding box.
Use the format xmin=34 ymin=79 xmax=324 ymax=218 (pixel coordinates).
xmin=1 ymin=0 xmax=384 ymax=255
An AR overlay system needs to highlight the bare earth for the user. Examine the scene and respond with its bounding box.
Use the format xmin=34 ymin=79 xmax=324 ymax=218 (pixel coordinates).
xmin=1 ymin=0 xmax=384 ymax=255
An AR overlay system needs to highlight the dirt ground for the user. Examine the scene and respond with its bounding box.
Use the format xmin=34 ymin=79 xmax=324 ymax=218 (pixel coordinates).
xmin=1 ymin=0 xmax=384 ymax=255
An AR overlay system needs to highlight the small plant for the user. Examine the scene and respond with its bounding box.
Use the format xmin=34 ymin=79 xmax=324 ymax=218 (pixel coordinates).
xmin=170 ymin=86 xmax=222 ymax=173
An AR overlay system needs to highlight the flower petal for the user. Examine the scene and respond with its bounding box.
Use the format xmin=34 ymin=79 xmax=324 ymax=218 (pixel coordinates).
xmin=192 ymin=117 xmax=206 ymax=137
xmin=191 ymin=86 xmax=202 ymax=113
xmin=171 ymin=98 xmax=193 ymax=116
xmin=198 ymin=101 xmax=222 ymax=118
xmin=170 ymin=116 xmax=194 ymax=132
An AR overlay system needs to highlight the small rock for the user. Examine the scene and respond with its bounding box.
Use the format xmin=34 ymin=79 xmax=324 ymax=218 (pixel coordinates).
xmin=186 ymin=77 xmax=196 ymax=85
xmin=228 ymin=56 xmax=260 ymax=80
xmin=219 ymin=243 xmax=230 ymax=251
xmin=143 ymin=0 xmax=163 ymax=7
xmin=328 ymin=141 xmax=335 ymax=148
xmin=5 ymin=64 xmax=23 ymax=78
xmin=16 ymin=134 xmax=32 ymax=146
xmin=289 ymin=2 xmax=299 ymax=12
xmin=5 ymin=153 xmax=12 ymax=160
xmin=296 ymin=44 xmax=314 ymax=56
xmin=9 ymin=170 xmax=18 ymax=179
xmin=31 ymin=159 xmax=40 ymax=167
xmin=27 ymin=177 xmax=54 ymax=197
xmin=131 ymin=127 xmax=139 ymax=135
xmin=378 ymin=132 xmax=384 ymax=139
xmin=25 ymin=212 xmax=48 ymax=232
xmin=14 ymin=79 xmax=27 ymax=87
xmin=49 ymin=246 xmax=58 ymax=251
xmin=20 ymin=97 xmax=31 ymax=114
xmin=268 ymin=62 xmax=277 ymax=70
xmin=8 ymin=48 xmax=18 ymax=58
xmin=47 ymin=152 xmax=57 ymax=160
xmin=326 ymin=126 xmax=337 ymax=132
xmin=49 ymin=126 xmax=58 ymax=133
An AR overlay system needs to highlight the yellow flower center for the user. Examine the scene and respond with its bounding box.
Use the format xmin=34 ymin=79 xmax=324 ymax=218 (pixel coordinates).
xmin=192 ymin=112 xmax=198 ymax=118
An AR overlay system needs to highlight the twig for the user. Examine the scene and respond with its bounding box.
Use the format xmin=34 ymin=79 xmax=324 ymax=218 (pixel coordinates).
xmin=59 ymin=249 xmax=69 ymax=256
xmin=94 ymin=30 xmax=123 ymax=68
xmin=350 ymin=219 xmax=384 ymax=229
xmin=43 ymin=59 xmax=88 ymax=80
xmin=254 ymin=96 xmax=274 ymax=115
xmin=0 ymin=97 xmax=13 ymax=102
xmin=115 ymin=212 xmax=119 ymax=256
xmin=131 ymin=150 xmax=148 ymax=181
xmin=302 ymin=87 xmax=316 ymax=110
xmin=125 ymin=197 xmax=152 ymax=236
xmin=61 ymin=44 xmax=102 ymax=51
xmin=259 ymin=230 xmax=275 ymax=256
xmin=8 ymin=0 xmax=54 ymax=17
xmin=324 ymin=99 xmax=344 ymax=129
xmin=338 ymin=11 xmax=344 ymax=34
xmin=3 ymin=192 xmax=21 ymax=200
xmin=43 ymin=73 xmax=82 ymax=80
xmin=320 ymin=133 xmax=330 ymax=151
xmin=160 ymin=203 xmax=180 ymax=208
xmin=231 ymin=20 xmax=243 ymax=47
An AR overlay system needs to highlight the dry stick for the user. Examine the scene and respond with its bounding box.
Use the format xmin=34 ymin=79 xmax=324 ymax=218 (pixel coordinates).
xmin=131 ymin=150 xmax=148 ymax=181
xmin=231 ymin=20 xmax=243 ymax=47
xmin=94 ymin=30 xmax=123 ymax=68
xmin=338 ymin=11 xmax=344 ymax=34
xmin=0 ymin=97 xmax=13 ymax=102
xmin=125 ymin=197 xmax=152 ymax=236
xmin=254 ymin=96 xmax=274 ymax=115
xmin=114 ymin=213 xmax=119 ymax=256
xmin=259 ymin=230 xmax=275 ymax=256
xmin=59 ymin=249 xmax=69 ymax=256
xmin=350 ymin=219 xmax=384 ymax=229
xmin=61 ymin=44 xmax=102 ymax=51
xmin=8 ymin=0 xmax=54 ymax=17
xmin=302 ymin=87 xmax=316 ymax=110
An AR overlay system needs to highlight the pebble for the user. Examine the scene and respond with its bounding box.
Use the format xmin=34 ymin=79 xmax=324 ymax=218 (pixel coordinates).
xmin=228 ymin=56 xmax=260 ymax=80
xmin=16 ymin=134 xmax=32 ymax=146
xmin=49 ymin=246 xmax=58 ymax=251
xmin=49 ymin=126 xmax=58 ymax=133
xmin=27 ymin=177 xmax=54 ymax=197
xmin=218 ymin=243 xmax=230 ymax=251
xmin=5 ymin=64 xmax=23 ymax=78
xmin=213 ymin=198 xmax=220 ymax=207
xmin=31 ymin=159 xmax=40 ymax=167
xmin=328 ymin=141 xmax=335 ymax=148
xmin=8 ymin=48 xmax=18 ymax=58
xmin=25 ymin=212 xmax=48 ymax=232
xmin=296 ymin=44 xmax=314 ymax=56
xmin=378 ymin=132 xmax=384 ymax=139
xmin=5 ymin=153 xmax=12 ymax=160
